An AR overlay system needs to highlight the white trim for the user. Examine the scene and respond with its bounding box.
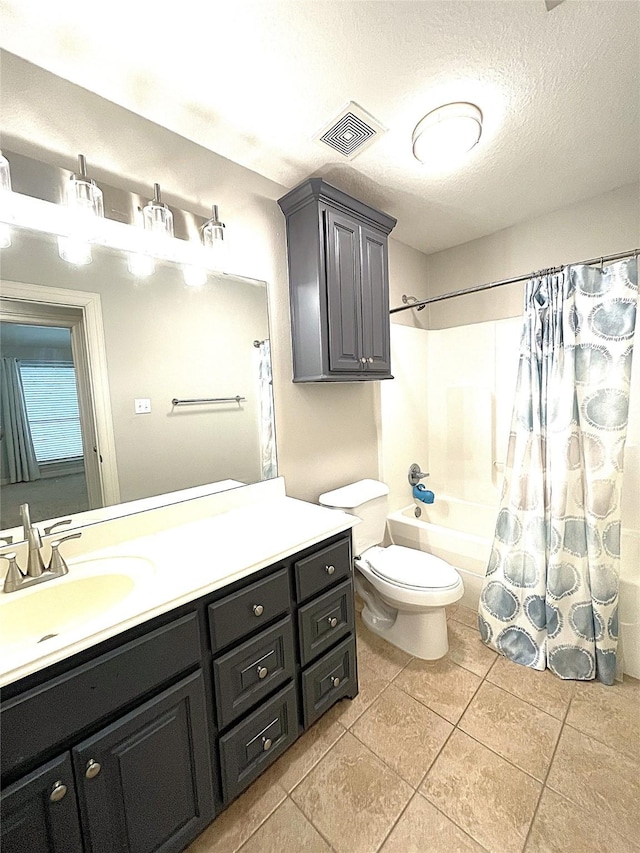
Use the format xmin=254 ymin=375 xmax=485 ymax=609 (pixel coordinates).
xmin=0 ymin=279 xmax=120 ymax=506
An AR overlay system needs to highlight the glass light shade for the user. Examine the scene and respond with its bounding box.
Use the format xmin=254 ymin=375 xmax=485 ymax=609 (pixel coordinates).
xmin=57 ymin=236 xmax=92 ymax=265
xmin=412 ymin=103 xmax=482 ymax=164
xmin=183 ymin=264 xmax=207 ymax=287
xmin=143 ymin=184 xmax=174 ymax=240
xmin=127 ymin=251 xmax=155 ymax=277
xmin=0 ymin=150 xmax=12 ymax=247
xmin=66 ymin=176 xmax=104 ymax=218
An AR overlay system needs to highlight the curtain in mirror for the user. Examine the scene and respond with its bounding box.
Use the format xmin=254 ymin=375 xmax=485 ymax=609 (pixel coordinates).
xmin=0 ymin=357 xmax=41 ymax=484
xmin=478 ymin=258 xmax=637 ymax=684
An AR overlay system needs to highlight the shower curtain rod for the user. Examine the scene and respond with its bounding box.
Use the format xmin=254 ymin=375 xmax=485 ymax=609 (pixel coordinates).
xmin=389 ymin=247 xmax=639 ymax=314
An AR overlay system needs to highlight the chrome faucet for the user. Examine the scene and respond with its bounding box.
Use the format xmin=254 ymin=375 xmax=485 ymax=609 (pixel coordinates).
xmin=1 ymin=505 xmax=80 ymax=593
xmin=20 ymin=502 xmax=45 ymax=577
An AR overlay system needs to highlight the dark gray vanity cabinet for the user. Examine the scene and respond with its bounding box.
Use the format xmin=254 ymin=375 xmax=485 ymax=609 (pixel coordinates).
xmin=278 ymin=178 xmax=396 ymax=382
xmin=0 ymin=530 xmax=358 ymax=853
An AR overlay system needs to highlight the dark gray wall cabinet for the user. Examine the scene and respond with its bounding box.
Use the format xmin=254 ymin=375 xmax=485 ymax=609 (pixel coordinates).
xmin=278 ymin=178 xmax=397 ymax=381
xmin=1 ymin=531 xmax=358 ymax=853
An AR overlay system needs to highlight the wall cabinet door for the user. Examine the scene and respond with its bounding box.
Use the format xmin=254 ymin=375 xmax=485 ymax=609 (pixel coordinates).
xmin=1 ymin=752 xmax=83 ymax=853
xmin=325 ymin=207 xmax=363 ymax=373
xmin=360 ymin=224 xmax=391 ymax=374
xmin=73 ymin=671 xmax=214 ymax=853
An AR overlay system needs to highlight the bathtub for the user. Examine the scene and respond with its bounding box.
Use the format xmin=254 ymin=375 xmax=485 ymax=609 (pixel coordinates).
xmin=387 ymin=497 xmax=495 ymax=611
xmin=387 ymin=499 xmax=640 ymax=679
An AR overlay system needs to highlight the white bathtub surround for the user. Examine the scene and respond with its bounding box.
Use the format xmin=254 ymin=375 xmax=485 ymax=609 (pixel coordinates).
xmin=478 ymin=260 xmax=637 ymax=685
xmin=0 ymin=477 xmax=358 ymax=687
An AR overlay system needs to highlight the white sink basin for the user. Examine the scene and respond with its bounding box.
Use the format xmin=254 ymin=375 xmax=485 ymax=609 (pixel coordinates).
xmin=0 ymin=556 xmax=155 ymax=648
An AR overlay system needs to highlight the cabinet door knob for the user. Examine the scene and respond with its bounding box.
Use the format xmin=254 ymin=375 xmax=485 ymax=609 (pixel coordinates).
xmin=85 ymin=759 xmax=102 ymax=779
xmin=49 ymin=780 xmax=67 ymax=802
xmin=368 ymin=357 xmax=374 ymax=363
xmin=262 ymin=737 xmax=273 ymax=751
xmin=325 ymin=564 xmax=335 ymax=575
xmin=331 ymin=676 xmax=341 ymax=688
xmin=327 ymin=616 xmax=338 ymax=628
xmin=257 ymin=665 xmax=269 ymax=679
xmin=252 ymin=604 xmax=264 ymax=617
xmin=360 ymin=357 xmax=367 ymax=364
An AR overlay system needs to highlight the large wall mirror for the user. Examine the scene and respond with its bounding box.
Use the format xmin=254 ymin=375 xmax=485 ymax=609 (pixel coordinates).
xmin=0 ymin=223 xmax=276 ymax=539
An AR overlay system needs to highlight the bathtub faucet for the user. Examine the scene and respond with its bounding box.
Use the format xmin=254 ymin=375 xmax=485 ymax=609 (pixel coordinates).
xmin=408 ymin=463 xmax=429 ymax=487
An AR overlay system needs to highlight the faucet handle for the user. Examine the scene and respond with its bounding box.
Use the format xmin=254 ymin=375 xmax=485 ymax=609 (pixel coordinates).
xmin=48 ymin=533 xmax=82 ymax=576
xmin=44 ymin=519 xmax=73 ymax=536
xmin=2 ymin=552 xmax=24 ymax=593
xmin=408 ymin=463 xmax=430 ymax=486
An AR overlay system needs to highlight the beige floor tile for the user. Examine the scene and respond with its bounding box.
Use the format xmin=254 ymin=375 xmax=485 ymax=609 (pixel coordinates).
xmin=325 ymin=661 xmax=389 ymax=728
xmin=291 ymin=731 xmax=412 ymax=853
xmin=421 ymin=730 xmax=541 ymax=853
xmin=446 ymin=604 xmax=459 ymax=620
xmin=525 ymin=787 xmax=640 ymax=853
xmin=459 ymin=681 xmax=562 ymax=780
xmin=546 ymin=725 xmax=640 ymax=847
xmin=379 ymin=793 xmax=486 ymax=852
xmin=394 ymin=656 xmax=482 ymax=723
xmin=450 ymin=604 xmax=479 ymax=629
xmin=351 ymin=683 xmax=454 ymax=787
xmin=356 ymin=620 xmax=413 ymax=681
xmin=447 ymin=620 xmax=498 ymax=677
xmin=487 ymin=654 xmax=575 ymax=720
xmin=566 ymin=675 xmax=640 ymax=761
xmin=264 ymin=713 xmax=346 ymax=792
xmin=237 ymin=798 xmax=332 ymax=853
xmin=185 ymin=772 xmax=286 ymax=853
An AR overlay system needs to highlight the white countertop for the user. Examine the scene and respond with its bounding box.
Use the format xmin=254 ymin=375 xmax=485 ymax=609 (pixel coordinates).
xmin=0 ymin=483 xmax=357 ymax=688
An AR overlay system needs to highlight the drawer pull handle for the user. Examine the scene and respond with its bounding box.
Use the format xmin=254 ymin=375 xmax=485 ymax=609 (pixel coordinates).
xmin=327 ymin=616 xmax=338 ymax=628
xmin=85 ymin=759 xmax=101 ymax=780
xmin=252 ymin=604 xmax=264 ymax=617
xmin=49 ymin=781 xmax=67 ymax=802
xmin=331 ymin=676 xmax=341 ymax=688
xmin=262 ymin=737 xmax=273 ymax=751
xmin=325 ymin=565 xmax=335 ymax=575
xmin=257 ymin=665 xmax=269 ymax=679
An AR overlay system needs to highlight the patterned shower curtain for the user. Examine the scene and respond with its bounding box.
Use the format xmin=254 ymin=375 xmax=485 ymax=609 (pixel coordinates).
xmin=256 ymin=339 xmax=277 ymax=480
xmin=478 ymin=258 xmax=637 ymax=685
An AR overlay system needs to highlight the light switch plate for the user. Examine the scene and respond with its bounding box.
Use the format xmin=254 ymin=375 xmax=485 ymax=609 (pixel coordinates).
xmin=134 ymin=398 xmax=151 ymax=414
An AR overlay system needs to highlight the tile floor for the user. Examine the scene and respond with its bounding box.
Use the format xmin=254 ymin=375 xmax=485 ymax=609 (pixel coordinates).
xmin=186 ymin=603 xmax=640 ymax=853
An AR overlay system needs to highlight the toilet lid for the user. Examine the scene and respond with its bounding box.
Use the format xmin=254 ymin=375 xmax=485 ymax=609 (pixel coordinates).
xmin=365 ymin=545 xmax=460 ymax=590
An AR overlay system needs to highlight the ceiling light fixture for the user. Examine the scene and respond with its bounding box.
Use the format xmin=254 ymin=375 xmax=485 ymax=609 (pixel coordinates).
xmin=412 ymin=102 xmax=483 ymax=165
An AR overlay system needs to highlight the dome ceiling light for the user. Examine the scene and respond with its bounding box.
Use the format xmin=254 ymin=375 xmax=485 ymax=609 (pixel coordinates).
xmin=412 ymin=102 xmax=483 ymax=166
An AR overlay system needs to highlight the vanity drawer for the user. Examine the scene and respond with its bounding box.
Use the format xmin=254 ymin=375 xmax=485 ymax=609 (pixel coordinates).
xmin=294 ymin=538 xmax=351 ymax=603
xmin=298 ymin=579 xmax=354 ymax=666
xmin=213 ymin=616 xmax=295 ymax=730
xmin=1 ymin=613 xmax=201 ymax=779
xmin=208 ymin=568 xmax=290 ymax=653
xmin=301 ymin=634 xmax=357 ymax=729
xmin=218 ymin=682 xmax=298 ymax=803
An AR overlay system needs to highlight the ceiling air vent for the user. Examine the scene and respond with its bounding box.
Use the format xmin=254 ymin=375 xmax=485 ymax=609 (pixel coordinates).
xmin=314 ymin=102 xmax=386 ymax=160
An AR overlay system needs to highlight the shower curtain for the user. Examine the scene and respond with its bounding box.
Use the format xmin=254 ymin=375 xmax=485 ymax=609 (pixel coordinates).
xmin=0 ymin=357 xmax=41 ymax=483
xmin=478 ymin=258 xmax=637 ymax=684
xmin=256 ymin=339 xmax=277 ymax=480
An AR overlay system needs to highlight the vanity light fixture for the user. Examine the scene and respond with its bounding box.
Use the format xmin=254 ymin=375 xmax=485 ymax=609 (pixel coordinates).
xmin=201 ymin=204 xmax=226 ymax=271
xmin=57 ymin=154 xmax=104 ymax=266
xmin=143 ymin=182 xmax=175 ymax=239
xmin=0 ymin=150 xmax=12 ymax=248
xmin=182 ymin=264 xmax=208 ymax=287
xmin=412 ymin=102 xmax=483 ymax=165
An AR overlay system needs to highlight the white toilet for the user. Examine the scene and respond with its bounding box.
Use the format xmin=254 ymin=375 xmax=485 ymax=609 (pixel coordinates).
xmin=319 ymin=479 xmax=464 ymax=659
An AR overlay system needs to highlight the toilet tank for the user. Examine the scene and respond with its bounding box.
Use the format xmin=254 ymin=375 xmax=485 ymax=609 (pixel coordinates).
xmin=319 ymin=479 xmax=389 ymax=556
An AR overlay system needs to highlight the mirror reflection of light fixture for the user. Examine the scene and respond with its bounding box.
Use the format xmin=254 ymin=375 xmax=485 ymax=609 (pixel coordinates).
xmin=127 ymin=206 xmax=156 ymax=278
xmin=0 ymin=150 xmax=12 ymax=248
xmin=412 ymin=102 xmax=483 ymax=165
xmin=57 ymin=154 xmax=104 ymax=265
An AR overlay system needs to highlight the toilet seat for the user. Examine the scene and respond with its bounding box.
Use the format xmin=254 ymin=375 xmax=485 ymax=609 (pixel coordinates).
xmin=364 ymin=545 xmax=460 ymax=591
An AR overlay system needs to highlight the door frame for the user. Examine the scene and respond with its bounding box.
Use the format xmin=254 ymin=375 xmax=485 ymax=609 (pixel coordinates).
xmin=0 ymin=279 xmax=120 ymax=507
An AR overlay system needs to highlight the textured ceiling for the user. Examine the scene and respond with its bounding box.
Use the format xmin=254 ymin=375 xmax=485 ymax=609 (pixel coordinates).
xmin=0 ymin=0 xmax=638 ymax=254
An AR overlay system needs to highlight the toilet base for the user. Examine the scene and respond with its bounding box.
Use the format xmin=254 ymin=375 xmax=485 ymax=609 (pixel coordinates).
xmin=361 ymin=602 xmax=450 ymax=660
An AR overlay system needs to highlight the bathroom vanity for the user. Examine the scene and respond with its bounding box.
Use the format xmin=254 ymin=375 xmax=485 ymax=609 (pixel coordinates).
xmin=0 ymin=480 xmax=359 ymax=853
